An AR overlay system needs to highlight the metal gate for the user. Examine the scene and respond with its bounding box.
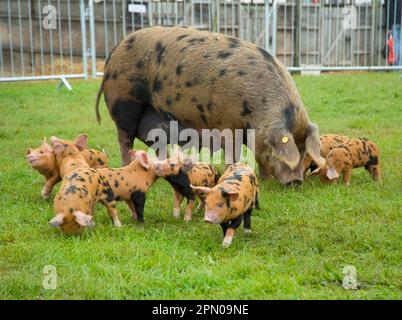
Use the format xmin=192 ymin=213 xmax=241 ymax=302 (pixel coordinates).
xmin=0 ymin=0 xmax=401 ymax=85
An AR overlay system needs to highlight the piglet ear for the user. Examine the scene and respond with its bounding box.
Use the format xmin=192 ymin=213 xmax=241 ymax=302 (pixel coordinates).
xmin=73 ymin=211 xmax=94 ymax=227
xmin=26 ymin=148 xmax=32 ymax=155
xmin=181 ymin=157 xmax=195 ymax=173
xmin=50 ymin=136 xmax=64 ymax=156
xmin=191 ymin=185 xmax=211 ymax=196
xmin=326 ymin=167 xmax=340 ymax=180
xmin=74 ymin=134 xmax=88 ymax=151
xmin=49 ymin=213 xmax=65 ymax=227
xmin=41 ymin=137 xmax=52 ymax=152
xmin=136 ymin=151 xmax=150 ymax=169
xmin=127 ymin=150 xmax=137 ymax=162
xmin=223 ymin=191 xmax=239 ymax=202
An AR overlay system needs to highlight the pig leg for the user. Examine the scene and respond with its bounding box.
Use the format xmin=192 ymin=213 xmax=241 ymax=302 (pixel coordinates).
xmin=113 ymin=101 xmax=145 ymax=166
xmin=342 ymin=167 xmax=352 ymax=186
xmin=42 ymin=175 xmax=61 ymax=199
xmin=103 ymin=201 xmax=122 ymax=227
xmin=222 ymin=214 xmax=243 ymax=248
xmin=243 ymin=209 xmax=253 ymax=234
xmin=131 ymin=191 xmax=145 ymax=223
xmin=183 ymin=198 xmax=195 ymax=222
xmin=173 ymin=189 xmax=184 ymax=219
xmin=125 ymin=200 xmax=137 ymax=220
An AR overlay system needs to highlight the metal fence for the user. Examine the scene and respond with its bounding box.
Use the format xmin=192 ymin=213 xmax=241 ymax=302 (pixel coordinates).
xmin=0 ymin=0 xmax=401 ymax=85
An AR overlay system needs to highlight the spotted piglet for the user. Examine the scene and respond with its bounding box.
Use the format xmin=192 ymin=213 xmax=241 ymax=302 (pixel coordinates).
xmin=99 ymin=150 xmax=157 ymax=223
xmin=303 ymin=134 xmax=349 ymax=173
xmin=26 ymin=135 xmax=108 ymax=198
xmin=191 ymin=163 xmax=259 ymax=248
xmin=311 ymin=138 xmax=381 ymax=186
xmin=154 ymin=152 xmax=220 ymax=222
xmin=49 ymin=138 xmax=120 ymax=235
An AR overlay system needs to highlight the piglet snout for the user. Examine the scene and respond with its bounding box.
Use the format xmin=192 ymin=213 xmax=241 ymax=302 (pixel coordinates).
xmin=204 ymin=213 xmax=218 ymax=224
xmin=26 ymin=154 xmax=36 ymax=162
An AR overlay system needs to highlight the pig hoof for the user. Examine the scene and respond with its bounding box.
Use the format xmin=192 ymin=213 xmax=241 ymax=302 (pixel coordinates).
xmin=222 ymin=241 xmax=231 ymax=248
xmin=41 ymin=190 xmax=50 ymax=199
xmin=173 ymin=210 xmax=180 ymax=219
xmin=183 ymin=215 xmax=192 ymax=222
xmin=114 ymin=221 xmax=122 ymax=228
xmin=244 ymin=228 xmax=252 ymax=234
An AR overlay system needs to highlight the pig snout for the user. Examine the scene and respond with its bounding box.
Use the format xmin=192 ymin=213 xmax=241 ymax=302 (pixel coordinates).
xmin=204 ymin=212 xmax=220 ymax=224
xmin=285 ymin=179 xmax=303 ymax=187
xmin=26 ymin=153 xmax=37 ymax=163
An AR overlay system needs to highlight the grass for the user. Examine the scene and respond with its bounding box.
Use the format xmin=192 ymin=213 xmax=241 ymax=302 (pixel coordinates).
xmin=0 ymin=72 xmax=401 ymax=299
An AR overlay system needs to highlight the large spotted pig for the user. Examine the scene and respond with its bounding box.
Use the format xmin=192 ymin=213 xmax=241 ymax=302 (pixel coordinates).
xmin=154 ymin=151 xmax=220 ymax=222
xmin=26 ymin=135 xmax=109 ymax=198
xmin=99 ymin=150 xmax=157 ymax=223
xmin=311 ymin=138 xmax=381 ymax=186
xmin=49 ymin=138 xmax=120 ymax=234
xmin=191 ymin=163 xmax=259 ymax=248
xmin=95 ymin=26 xmax=324 ymax=185
xmin=303 ymin=134 xmax=349 ymax=174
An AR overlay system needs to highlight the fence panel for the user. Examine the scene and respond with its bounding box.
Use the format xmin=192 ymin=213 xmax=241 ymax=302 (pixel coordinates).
xmin=0 ymin=0 xmax=401 ymax=83
xmin=0 ymin=0 xmax=87 ymax=82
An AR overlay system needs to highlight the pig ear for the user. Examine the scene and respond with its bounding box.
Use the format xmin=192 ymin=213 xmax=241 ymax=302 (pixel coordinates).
xmin=305 ymin=124 xmax=326 ymax=168
xmin=223 ymin=190 xmax=239 ymax=202
xmin=50 ymin=136 xmax=65 ymax=156
xmin=326 ymin=167 xmax=340 ymax=180
xmin=137 ymin=151 xmax=150 ymax=169
xmin=181 ymin=157 xmax=195 ymax=173
xmin=73 ymin=211 xmax=95 ymax=227
xmin=74 ymin=134 xmax=88 ymax=151
xmin=191 ymin=185 xmax=211 ymax=196
xmin=41 ymin=138 xmax=52 ymax=152
xmin=49 ymin=213 xmax=65 ymax=227
xmin=26 ymin=148 xmax=32 ymax=155
xmin=128 ymin=150 xmax=137 ymax=162
xmin=266 ymin=129 xmax=300 ymax=170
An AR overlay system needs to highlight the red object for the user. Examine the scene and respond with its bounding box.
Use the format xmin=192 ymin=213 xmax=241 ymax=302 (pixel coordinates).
xmin=387 ymin=34 xmax=395 ymax=65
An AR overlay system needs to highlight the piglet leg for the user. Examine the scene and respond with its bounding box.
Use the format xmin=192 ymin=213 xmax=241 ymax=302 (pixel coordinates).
xmin=343 ymin=167 xmax=352 ymax=186
xmin=243 ymin=209 xmax=252 ymax=234
xmin=183 ymin=199 xmax=195 ymax=222
xmin=42 ymin=175 xmax=61 ymax=199
xmin=125 ymin=200 xmax=137 ymax=220
xmin=103 ymin=200 xmax=122 ymax=227
xmin=173 ymin=190 xmax=184 ymax=219
xmin=222 ymin=214 xmax=243 ymax=248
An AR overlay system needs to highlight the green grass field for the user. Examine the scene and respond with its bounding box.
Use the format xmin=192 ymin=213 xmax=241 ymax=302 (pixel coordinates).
xmin=0 ymin=73 xmax=401 ymax=299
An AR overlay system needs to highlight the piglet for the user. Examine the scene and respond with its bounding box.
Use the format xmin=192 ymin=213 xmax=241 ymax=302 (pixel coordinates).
xmin=154 ymin=151 xmax=220 ymax=222
xmin=304 ymin=134 xmax=349 ymax=173
xmin=26 ymin=137 xmax=61 ymax=199
xmin=26 ymin=135 xmax=109 ymax=198
xmin=99 ymin=150 xmax=157 ymax=223
xmin=192 ymin=163 xmax=259 ymax=248
xmin=311 ymin=138 xmax=381 ymax=186
xmin=49 ymin=138 xmax=121 ymax=235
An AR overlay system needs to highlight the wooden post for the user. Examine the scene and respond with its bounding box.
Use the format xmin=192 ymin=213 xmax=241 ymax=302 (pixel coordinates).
xmin=294 ymin=0 xmax=301 ymax=68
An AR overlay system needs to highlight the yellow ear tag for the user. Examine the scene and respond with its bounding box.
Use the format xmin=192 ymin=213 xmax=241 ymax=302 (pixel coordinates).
xmin=282 ymin=136 xmax=289 ymax=144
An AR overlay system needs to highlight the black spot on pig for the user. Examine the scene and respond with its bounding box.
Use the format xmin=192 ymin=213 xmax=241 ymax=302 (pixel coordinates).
xmin=177 ymin=34 xmax=188 ymax=41
xmin=258 ymin=47 xmax=274 ymax=62
xmin=197 ymin=104 xmax=204 ymax=113
xmin=207 ymin=102 xmax=213 ymax=111
xmin=112 ymin=71 xmax=118 ymax=80
xmin=114 ymin=180 xmax=119 ymax=188
xmin=153 ymin=78 xmax=163 ymax=92
xmin=136 ymin=60 xmax=144 ymax=69
xmin=219 ymin=69 xmax=227 ymax=76
xmin=283 ymin=104 xmax=295 ymax=131
xmin=176 ymin=65 xmax=182 ymax=76
xmin=217 ymin=51 xmax=232 ymax=59
xmin=155 ymin=41 xmax=166 ymax=64
xmin=238 ymin=70 xmax=246 ymax=76
xmin=166 ymin=97 xmax=173 ymax=107
xmin=241 ymin=100 xmax=252 ymax=116
xmin=130 ymin=79 xmax=152 ymax=104
xmin=175 ymin=93 xmax=181 ymax=101
xmin=185 ymin=81 xmax=193 ymax=87
xmin=200 ymin=114 xmax=208 ymax=124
